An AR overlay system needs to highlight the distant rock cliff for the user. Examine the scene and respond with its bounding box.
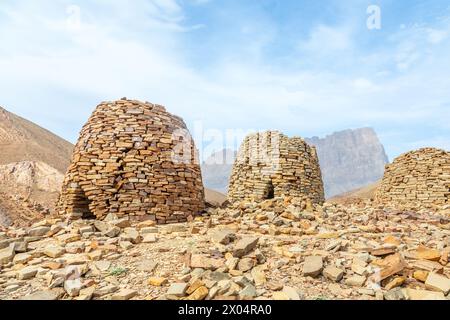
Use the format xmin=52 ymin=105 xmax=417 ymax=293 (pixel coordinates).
xmin=306 ymin=128 xmax=389 ymax=198
xmin=202 ymin=128 xmax=389 ymax=200
xmin=201 ymin=149 xmax=236 ymax=194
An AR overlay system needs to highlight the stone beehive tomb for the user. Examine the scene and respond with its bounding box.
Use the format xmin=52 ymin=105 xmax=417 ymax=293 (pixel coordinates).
xmin=58 ymin=98 xmax=205 ymax=224
xmin=375 ymin=148 xmax=450 ymax=208
xmin=228 ymin=131 xmax=325 ymax=204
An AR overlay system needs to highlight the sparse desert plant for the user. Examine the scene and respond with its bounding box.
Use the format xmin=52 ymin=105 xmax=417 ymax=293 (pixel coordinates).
xmin=109 ymin=266 xmax=128 ymax=276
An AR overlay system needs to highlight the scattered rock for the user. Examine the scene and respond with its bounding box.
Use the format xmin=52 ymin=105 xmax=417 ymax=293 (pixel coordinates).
xmin=345 ymin=275 xmax=366 ymax=287
xmin=415 ymin=246 xmax=442 ymax=261
xmin=13 ymin=252 xmax=32 ymax=264
xmin=121 ymin=228 xmax=141 ymax=244
xmin=17 ymin=266 xmax=38 ymax=280
xmin=303 ymin=256 xmax=323 ymax=278
xmin=167 ymin=283 xmax=189 ymax=297
xmin=94 ymin=221 xmax=120 ymax=238
xmin=384 ymin=288 xmax=406 ymax=300
xmin=385 ymin=277 xmax=405 ymax=290
xmin=64 ymin=278 xmax=83 ymax=297
xmin=95 ymin=261 xmax=111 ymax=272
xmin=272 ymin=291 xmax=290 ymax=300
xmin=237 ymin=258 xmax=255 ymax=272
xmin=211 ymin=229 xmax=236 ymax=245
xmin=425 ymin=273 xmax=450 ymax=295
xmin=0 ymin=244 xmax=15 ymax=265
xmin=148 ymin=277 xmax=168 ymax=287
xmin=233 ymin=237 xmax=259 ymax=258
xmin=140 ymin=226 xmax=158 ymax=234
xmin=44 ymin=245 xmax=65 ymax=258
xmin=403 ymin=288 xmax=446 ymax=300
xmin=28 ymin=226 xmax=50 ymax=237
xmin=239 ymin=284 xmax=257 ymax=299
xmin=112 ymin=289 xmax=137 ymax=300
xmin=190 ymin=254 xmax=224 ymax=270
xmin=370 ymin=247 xmax=396 ymax=257
xmin=136 ymin=260 xmax=158 ymax=273
xmin=413 ymin=270 xmax=429 ymax=282
xmin=20 ymin=290 xmax=60 ymax=300
xmin=282 ymin=286 xmax=302 ymax=300
xmin=323 ymin=266 xmax=344 ymax=282
xmin=142 ymin=234 xmax=158 ymax=243
xmin=186 ymin=286 xmax=209 ymax=300
xmin=251 ymin=266 xmax=267 ymax=286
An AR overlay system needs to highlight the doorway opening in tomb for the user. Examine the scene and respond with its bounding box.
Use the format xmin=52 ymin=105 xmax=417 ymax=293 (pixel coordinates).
xmin=74 ymin=188 xmax=95 ymax=219
xmin=264 ymin=180 xmax=275 ymax=200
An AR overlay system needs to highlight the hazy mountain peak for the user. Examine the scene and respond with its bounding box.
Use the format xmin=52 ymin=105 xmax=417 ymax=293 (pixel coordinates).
xmin=305 ymin=127 xmax=389 ymax=198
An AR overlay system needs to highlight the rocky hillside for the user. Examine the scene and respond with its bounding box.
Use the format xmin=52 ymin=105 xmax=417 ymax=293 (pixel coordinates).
xmin=0 ymin=106 xmax=74 ymax=226
xmin=329 ymin=182 xmax=380 ymax=205
xmin=0 ymin=161 xmax=63 ymax=194
xmin=0 ymin=161 xmax=64 ymax=227
xmin=0 ymin=106 xmax=73 ymax=173
xmin=305 ymin=128 xmax=388 ymax=198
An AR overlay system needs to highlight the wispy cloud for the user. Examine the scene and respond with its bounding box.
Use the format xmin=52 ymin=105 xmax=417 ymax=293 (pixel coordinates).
xmin=0 ymin=0 xmax=449 ymax=160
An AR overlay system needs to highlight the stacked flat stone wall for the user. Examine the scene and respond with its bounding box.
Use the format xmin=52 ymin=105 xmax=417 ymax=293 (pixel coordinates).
xmin=58 ymin=98 xmax=204 ymax=224
xmin=228 ymin=131 xmax=325 ymax=204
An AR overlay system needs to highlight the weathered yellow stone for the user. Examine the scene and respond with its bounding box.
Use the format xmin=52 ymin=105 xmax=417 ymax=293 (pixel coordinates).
xmin=384 ymin=276 xmax=405 ymax=290
xmin=186 ymin=279 xmax=204 ymax=295
xmin=413 ymin=270 xmax=429 ymax=282
xmin=272 ymin=292 xmax=290 ymax=300
xmin=148 ymin=277 xmax=167 ymax=287
xmin=316 ymin=232 xmax=339 ymax=239
xmin=383 ymin=235 xmax=401 ymax=246
xmin=185 ymin=286 xmax=208 ymax=300
xmin=415 ymin=246 xmax=441 ymax=262
xmin=255 ymin=214 xmax=268 ymax=221
xmin=403 ymin=288 xmax=446 ymax=300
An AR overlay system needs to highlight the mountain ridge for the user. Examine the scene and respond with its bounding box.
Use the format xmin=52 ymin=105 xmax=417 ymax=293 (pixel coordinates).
xmin=305 ymin=127 xmax=389 ymax=198
xmin=0 ymin=106 xmax=74 ymax=173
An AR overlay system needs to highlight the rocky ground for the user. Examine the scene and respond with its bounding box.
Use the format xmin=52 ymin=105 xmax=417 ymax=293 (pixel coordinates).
xmin=0 ymin=197 xmax=449 ymax=300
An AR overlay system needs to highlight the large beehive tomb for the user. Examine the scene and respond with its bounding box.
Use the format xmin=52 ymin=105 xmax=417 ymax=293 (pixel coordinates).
xmin=58 ymin=98 xmax=205 ymax=223
xmin=228 ymin=131 xmax=325 ymax=204
xmin=375 ymin=147 xmax=450 ymax=208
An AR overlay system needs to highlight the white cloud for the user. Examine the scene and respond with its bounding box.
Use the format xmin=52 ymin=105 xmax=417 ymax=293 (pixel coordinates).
xmin=299 ymin=25 xmax=353 ymax=54
xmin=0 ymin=0 xmax=449 ymax=161
xmin=353 ymin=78 xmax=379 ymax=92
xmin=427 ymin=28 xmax=448 ymax=44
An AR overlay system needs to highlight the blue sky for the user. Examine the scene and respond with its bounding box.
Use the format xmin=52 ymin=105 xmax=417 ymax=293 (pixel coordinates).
xmin=1 ymin=0 xmax=450 ymax=161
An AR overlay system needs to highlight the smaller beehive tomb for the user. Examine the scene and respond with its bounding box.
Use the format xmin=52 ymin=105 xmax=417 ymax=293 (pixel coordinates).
xmin=227 ymin=131 xmax=325 ymax=204
xmin=375 ymin=147 xmax=450 ymax=208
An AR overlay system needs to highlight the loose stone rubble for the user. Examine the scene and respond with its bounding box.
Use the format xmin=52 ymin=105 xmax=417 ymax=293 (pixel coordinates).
xmin=57 ymin=98 xmax=205 ymax=224
xmin=228 ymin=131 xmax=325 ymax=205
xmin=1 ymin=196 xmax=449 ymax=300
xmin=376 ymin=148 xmax=450 ymax=209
